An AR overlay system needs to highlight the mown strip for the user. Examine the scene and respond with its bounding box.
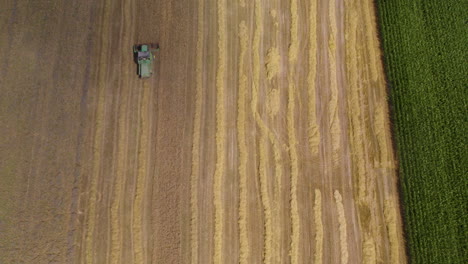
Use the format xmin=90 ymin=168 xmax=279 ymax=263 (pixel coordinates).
xmin=375 ymin=1 xmax=467 ymax=263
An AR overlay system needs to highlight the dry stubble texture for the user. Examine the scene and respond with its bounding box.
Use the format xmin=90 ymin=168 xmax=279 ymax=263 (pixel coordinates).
xmin=0 ymin=0 xmax=407 ymax=263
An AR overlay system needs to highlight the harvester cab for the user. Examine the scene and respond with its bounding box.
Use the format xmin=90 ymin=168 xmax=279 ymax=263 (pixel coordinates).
xmin=133 ymin=43 xmax=159 ymax=78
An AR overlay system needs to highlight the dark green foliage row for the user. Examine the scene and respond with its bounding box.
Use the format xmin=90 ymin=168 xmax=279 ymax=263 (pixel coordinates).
xmin=374 ymin=0 xmax=467 ymax=263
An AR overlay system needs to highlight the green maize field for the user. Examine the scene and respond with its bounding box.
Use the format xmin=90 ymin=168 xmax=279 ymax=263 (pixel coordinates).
xmin=375 ymin=0 xmax=467 ymax=263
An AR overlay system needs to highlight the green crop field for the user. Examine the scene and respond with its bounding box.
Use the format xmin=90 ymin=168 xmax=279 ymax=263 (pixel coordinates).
xmin=375 ymin=0 xmax=467 ymax=263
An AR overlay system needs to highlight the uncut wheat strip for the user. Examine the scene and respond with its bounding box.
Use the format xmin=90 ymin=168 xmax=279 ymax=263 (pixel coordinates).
xmin=361 ymin=0 xmax=379 ymax=82
xmin=344 ymin=0 xmax=367 ymax=201
xmin=213 ymin=0 xmax=227 ymax=262
xmin=351 ymin=1 xmax=399 ymax=262
xmin=359 ymin=0 xmax=392 ymax=169
xmin=343 ymin=1 xmax=378 ymax=262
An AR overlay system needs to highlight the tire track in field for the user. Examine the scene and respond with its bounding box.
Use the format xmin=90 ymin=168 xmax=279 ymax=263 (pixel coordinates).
xmin=190 ymin=0 xmax=204 ymax=262
xmin=288 ymin=0 xmax=300 ymax=263
xmin=132 ymin=82 xmax=150 ymax=264
xmin=213 ymin=0 xmax=227 ymax=262
xmin=84 ymin=0 xmax=112 ymax=262
xmin=237 ymin=20 xmax=249 ymax=264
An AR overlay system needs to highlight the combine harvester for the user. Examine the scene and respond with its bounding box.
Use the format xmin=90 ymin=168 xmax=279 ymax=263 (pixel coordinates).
xmin=133 ymin=43 xmax=160 ymax=78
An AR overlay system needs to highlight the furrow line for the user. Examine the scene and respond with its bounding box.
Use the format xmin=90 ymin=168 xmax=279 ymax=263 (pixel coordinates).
xmin=213 ymin=0 xmax=227 ymax=262
xmin=237 ymin=20 xmax=249 ymax=264
xmin=190 ymin=0 xmax=204 ymax=262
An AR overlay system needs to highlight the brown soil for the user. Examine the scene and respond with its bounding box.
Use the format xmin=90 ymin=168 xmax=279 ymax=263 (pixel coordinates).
xmin=0 ymin=0 xmax=406 ymax=263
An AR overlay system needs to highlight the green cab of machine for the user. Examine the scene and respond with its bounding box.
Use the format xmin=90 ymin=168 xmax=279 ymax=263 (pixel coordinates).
xmin=133 ymin=43 xmax=159 ymax=78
